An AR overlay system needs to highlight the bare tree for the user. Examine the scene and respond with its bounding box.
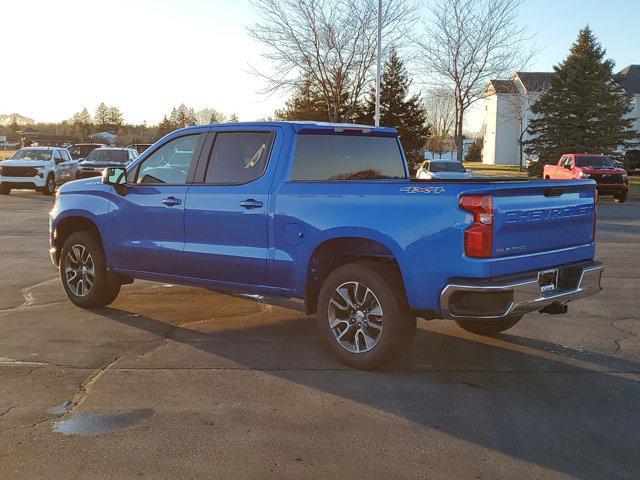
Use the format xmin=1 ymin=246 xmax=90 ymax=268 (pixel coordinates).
xmin=248 ymin=0 xmax=418 ymax=122
xmin=416 ymin=0 xmax=537 ymax=161
xmin=195 ymin=108 xmax=226 ymax=125
xmin=424 ymin=88 xmax=455 ymax=158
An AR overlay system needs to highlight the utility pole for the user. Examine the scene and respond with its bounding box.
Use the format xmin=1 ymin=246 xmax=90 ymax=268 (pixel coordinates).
xmin=375 ymin=0 xmax=382 ymax=127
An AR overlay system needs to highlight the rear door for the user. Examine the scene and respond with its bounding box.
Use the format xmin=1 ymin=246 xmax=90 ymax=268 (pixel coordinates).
xmin=107 ymin=133 xmax=205 ymax=275
xmin=182 ymin=128 xmax=279 ymax=285
xmin=59 ymin=149 xmax=75 ymax=180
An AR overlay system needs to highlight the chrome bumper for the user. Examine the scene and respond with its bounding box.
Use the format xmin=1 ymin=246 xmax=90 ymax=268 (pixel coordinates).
xmin=440 ymin=261 xmax=604 ymax=320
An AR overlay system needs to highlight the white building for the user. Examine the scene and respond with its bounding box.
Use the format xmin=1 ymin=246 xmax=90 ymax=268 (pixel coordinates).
xmin=482 ymin=66 xmax=640 ymax=166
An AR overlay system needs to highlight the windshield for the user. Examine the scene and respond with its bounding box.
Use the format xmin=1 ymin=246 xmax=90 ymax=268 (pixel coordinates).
xmin=575 ymin=156 xmax=615 ymax=168
xmin=429 ymin=161 xmax=465 ymax=172
xmin=10 ymin=149 xmax=52 ymax=161
xmin=84 ymin=149 xmax=128 ymax=163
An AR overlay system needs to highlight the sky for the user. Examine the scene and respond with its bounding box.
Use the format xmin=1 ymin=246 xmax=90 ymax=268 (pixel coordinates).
xmin=1 ymin=0 xmax=639 ymax=130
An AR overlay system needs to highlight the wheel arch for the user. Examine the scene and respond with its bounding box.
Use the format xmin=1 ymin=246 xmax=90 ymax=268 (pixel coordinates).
xmin=52 ymin=214 xmax=104 ymax=267
xmin=303 ymin=231 xmax=408 ymax=315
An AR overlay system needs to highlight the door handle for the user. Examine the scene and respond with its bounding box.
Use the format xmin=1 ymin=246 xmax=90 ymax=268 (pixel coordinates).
xmin=162 ymin=196 xmax=182 ymax=207
xmin=240 ymin=199 xmax=263 ymax=209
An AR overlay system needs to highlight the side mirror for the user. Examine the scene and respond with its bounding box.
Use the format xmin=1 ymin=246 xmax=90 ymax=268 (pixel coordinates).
xmin=102 ymin=167 xmax=127 ymax=194
xmin=465 ymin=168 xmax=471 ymax=173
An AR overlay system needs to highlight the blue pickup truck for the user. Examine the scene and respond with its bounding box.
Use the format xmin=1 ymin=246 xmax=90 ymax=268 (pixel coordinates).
xmin=49 ymin=122 xmax=603 ymax=368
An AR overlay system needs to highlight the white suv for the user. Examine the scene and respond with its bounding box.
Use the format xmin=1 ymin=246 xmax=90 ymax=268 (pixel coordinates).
xmin=0 ymin=146 xmax=77 ymax=195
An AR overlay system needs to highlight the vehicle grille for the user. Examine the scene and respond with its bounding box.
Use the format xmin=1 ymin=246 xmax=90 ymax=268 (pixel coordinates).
xmin=591 ymin=173 xmax=624 ymax=184
xmin=1 ymin=166 xmax=37 ymax=177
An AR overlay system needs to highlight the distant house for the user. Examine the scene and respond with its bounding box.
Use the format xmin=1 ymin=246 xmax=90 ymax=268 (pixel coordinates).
xmin=16 ymin=127 xmax=75 ymax=147
xmin=88 ymin=131 xmax=117 ymax=145
xmin=482 ymin=66 xmax=640 ymax=166
xmin=482 ymin=72 xmax=553 ymax=166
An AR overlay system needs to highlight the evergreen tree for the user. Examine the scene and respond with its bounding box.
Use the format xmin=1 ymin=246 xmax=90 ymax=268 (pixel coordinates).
xmin=169 ymin=104 xmax=197 ymax=128
xmin=275 ymin=77 xmax=328 ymax=121
xmin=94 ymin=102 xmax=110 ymax=129
xmin=71 ymin=108 xmax=92 ymax=141
xmin=358 ymin=49 xmax=430 ymax=169
xmin=107 ymin=106 xmax=124 ymax=130
xmin=525 ymin=27 xmax=638 ymax=177
xmin=157 ymin=116 xmax=176 ymax=139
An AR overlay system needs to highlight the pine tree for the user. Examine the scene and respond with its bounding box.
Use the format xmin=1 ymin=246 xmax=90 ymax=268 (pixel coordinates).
xmin=525 ymin=27 xmax=638 ymax=177
xmin=107 ymin=106 xmax=124 ymax=130
xmin=71 ymin=108 xmax=92 ymax=141
xmin=157 ymin=116 xmax=176 ymax=139
xmin=358 ymin=49 xmax=430 ymax=169
xmin=275 ymin=77 xmax=328 ymax=121
xmin=94 ymin=102 xmax=110 ymax=129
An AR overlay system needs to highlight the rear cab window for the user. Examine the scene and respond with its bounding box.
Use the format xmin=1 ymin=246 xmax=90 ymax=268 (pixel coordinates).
xmin=291 ymin=134 xmax=407 ymax=181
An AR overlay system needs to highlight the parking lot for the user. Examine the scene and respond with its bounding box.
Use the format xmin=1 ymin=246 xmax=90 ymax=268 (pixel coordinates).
xmin=0 ymin=191 xmax=638 ymax=479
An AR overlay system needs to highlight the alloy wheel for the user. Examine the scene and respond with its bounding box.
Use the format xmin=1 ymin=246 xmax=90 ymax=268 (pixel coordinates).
xmin=327 ymin=281 xmax=384 ymax=354
xmin=64 ymin=244 xmax=95 ymax=297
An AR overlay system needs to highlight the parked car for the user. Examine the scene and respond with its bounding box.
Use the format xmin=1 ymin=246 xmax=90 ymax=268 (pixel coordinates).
xmin=1 ymin=140 xmax=20 ymax=150
xmin=0 ymin=147 xmax=76 ymax=195
xmin=76 ymin=147 xmax=138 ymax=179
xmin=68 ymin=143 xmax=106 ymax=162
xmin=623 ymin=150 xmax=640 ymax=176
xmin=49 ymin=122 xmax=603 ymax=369
xmin=543 ymin=154 xmax=629 ymax=203
xmin=416 ymin=160 xmax=472 ymax=179
xmin=127 ymin=144 xmax=153 ymax=155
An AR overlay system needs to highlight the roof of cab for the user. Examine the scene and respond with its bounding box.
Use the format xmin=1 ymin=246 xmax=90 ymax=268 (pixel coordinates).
xmin=175 ymin=121 xmax=398 ymax=136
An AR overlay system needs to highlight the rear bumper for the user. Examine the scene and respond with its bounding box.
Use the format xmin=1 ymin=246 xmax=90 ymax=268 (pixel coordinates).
xmin=595 ymin=183 xmax=627 ymax=195
xmin=440 ymin=260 xmax=603 ymax=320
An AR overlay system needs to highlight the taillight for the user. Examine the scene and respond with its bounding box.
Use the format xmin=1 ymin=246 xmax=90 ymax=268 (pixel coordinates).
xmin=460 ymin=194 xmax=493 ymax=258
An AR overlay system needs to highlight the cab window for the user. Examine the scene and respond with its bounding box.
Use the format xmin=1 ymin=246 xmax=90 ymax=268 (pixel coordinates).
xmin=134 ymin=135 xmax=200 ymax=184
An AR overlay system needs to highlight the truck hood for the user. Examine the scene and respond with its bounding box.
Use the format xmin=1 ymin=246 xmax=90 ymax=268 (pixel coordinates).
xmin=0 ymin=159 xmax=48 ymax=168
xmin=78 ymin=161 xmax=128 ymax=169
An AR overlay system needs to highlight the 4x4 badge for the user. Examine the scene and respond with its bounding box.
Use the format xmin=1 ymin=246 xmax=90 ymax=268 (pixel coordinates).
xmin=399 ymin=186 xmax=445 ymax=194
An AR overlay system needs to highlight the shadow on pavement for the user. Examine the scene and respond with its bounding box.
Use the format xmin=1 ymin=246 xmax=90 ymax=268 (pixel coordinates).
xmin=99 ymin=305 xmax=639 ymax=480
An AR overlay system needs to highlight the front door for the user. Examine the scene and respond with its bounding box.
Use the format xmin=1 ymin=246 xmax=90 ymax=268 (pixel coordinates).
xmin=183 ymin=130 xmax=277 ymax=286
xmin=107 ymin=133 xmax=204 ymax=275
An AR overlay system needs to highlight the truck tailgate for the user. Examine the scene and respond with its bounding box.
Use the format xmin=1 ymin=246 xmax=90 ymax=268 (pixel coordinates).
xmin=491 ymin=180 xmax=596 ymax=258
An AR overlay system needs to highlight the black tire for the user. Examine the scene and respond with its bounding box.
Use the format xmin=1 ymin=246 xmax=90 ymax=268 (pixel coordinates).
xmin=317 ymin=262 xmax=416 ymax=370
xmin=544 ymin=175 xmax=551 ymax=179
xmin=0 ymin=184 xmax=10 ymax=195
xmin=454 ymin=314 xmax=523 ymax=336
xmin=59 ymin=231 xmax=121 ymax=308
xmin=613 ymin=192 xmax=627 ymax=204
xmin=41 ymin=174 xmax=56 ymax=196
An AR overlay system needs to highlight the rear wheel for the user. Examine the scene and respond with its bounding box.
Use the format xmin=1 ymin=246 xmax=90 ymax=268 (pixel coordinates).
xmin=317 ymin=262 xmax=416 ymax=370
xmin=0 ymin=184 xmax=10 ymax=195
xmin=613 ymin=192 xmax=627 ymax=204
xmin=454 ymin=314 xmax=523 ymax=336
xmin=60 ymin=231 xmax=121 ymax=308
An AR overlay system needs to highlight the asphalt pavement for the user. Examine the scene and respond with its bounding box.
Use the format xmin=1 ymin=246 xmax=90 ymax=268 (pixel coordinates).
xmin=0 ymin=191 xmax=638 ymax=479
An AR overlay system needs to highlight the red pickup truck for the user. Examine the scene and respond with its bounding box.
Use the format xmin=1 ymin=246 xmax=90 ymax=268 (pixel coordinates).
xmin=543 ymin=154 xmax=628 ymax=203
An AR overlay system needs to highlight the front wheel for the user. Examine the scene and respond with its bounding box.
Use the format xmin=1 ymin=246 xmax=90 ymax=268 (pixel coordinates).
xmin=454 ymin=314 xmax=523 ymax=336
xmin=613 ymin=192 xmax=627 ymax=204
xmin=60 ymin=231 xmax=121 ymax=308
xmin=317 ymin=262 xmax=416 ymax=370
xmin=41 ymin=175 xmax=56 ymax=196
